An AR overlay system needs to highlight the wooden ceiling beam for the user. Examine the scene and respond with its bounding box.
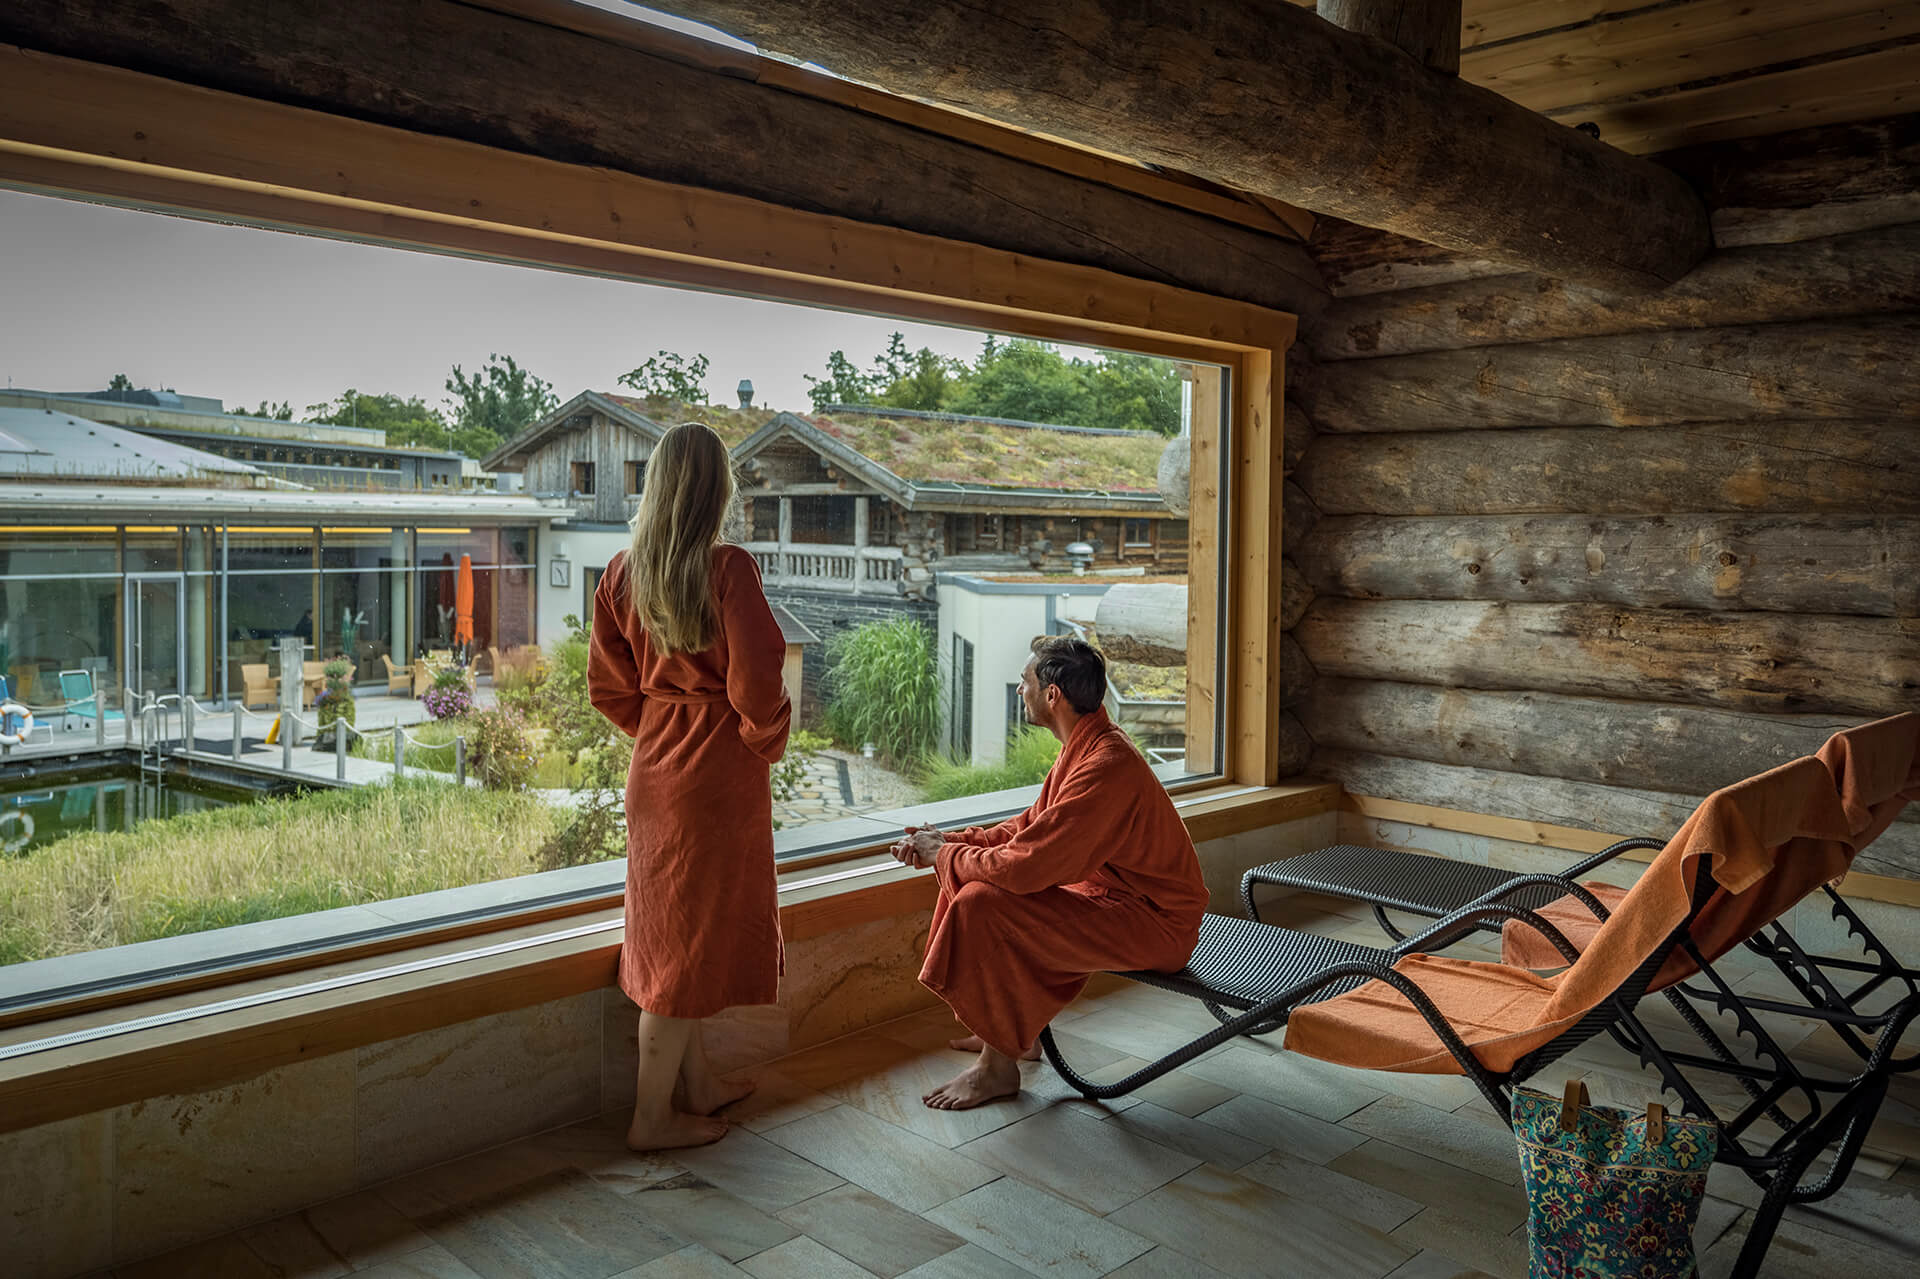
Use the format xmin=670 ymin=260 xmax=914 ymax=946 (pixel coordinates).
xmin=1318 ymin=0 xmax=1463 ymax=75
xmin=664 ymin=0 xmax=1711 ymax=291
xmin=0 ymin=0 xmax=1325 ymax=318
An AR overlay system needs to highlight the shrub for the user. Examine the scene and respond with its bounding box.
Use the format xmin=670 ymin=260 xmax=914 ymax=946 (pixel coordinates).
xmin=421 ymin=668 xmax=473 ymax=720
xmin=536 ymin=727 xmax=630 ymax=870
xmin=469 ymin=707 xmax=536 ymax=791
xmin=314 ymin=658 xmax=357 ymax=743
xmin=495 ymin=646 xmax=546 ymax=697
xmin=821 ymin=618 xmax=942 ymax=767
xmin=918 ymin=726 xmax=1061 ymax=802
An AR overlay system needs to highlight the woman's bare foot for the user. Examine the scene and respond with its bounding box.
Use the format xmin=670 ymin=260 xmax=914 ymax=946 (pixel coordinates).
xmin=923 ymin=1050 xmax=1022 ymax=1110
xmin=683 ymin=1075 xmax=757 ymax=1116
xmin=626 ymin=1109 xmax=728 ymax=1151
xmin=948 ymin=1034 xmax=1041 ymax=1062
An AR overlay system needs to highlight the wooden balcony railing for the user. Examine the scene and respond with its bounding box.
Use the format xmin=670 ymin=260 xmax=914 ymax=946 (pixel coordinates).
xmin=742 ymin=541 xmax=905 ymax=594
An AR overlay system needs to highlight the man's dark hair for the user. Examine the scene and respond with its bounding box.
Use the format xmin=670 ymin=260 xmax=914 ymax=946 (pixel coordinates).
xmin=1030 ymin=635 xmax=1106 ymax=714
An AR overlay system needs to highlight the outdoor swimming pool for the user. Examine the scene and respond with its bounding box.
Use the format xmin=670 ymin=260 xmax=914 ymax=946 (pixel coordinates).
xmin=0 ymin=763 xmax=275 ymax=855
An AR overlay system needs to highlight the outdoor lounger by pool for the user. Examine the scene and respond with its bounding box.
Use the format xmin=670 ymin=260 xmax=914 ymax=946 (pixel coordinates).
xmin=1040 ymin=743 xmax=1920 ymax=1279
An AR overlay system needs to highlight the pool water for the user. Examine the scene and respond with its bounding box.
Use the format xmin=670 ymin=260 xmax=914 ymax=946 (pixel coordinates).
xmin=1 ymin=767 xmax=262 ymax=855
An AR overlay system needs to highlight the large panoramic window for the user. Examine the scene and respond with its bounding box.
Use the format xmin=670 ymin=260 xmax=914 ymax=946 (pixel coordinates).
xmin=0 ymin=147 xmax=1258 ymax=1012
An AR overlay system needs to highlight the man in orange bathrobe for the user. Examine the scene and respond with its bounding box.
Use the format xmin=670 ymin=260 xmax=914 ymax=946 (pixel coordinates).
xmin=893 ymin=636 xmax=1207 ymax=1109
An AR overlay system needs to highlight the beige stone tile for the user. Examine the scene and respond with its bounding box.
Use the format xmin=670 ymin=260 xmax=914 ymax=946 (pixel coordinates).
xmin=1103 ymin=1245 xmax=1235 ymax=1278
xmin=803 ymin=1042 xmax=1072 ymax=1148
xmin=1108 ymin=1165 xmax=1415 ymax=1279
xmin=626 ymin=1173 xmax=798 ymax=1262
xmin=303 ymin=1189 xmax=438 ymax=1268
xmin=739 ymin=1236 xmax=872 ymax=1279
xmin=1191 ymin=1093 xmax=1366 ymax=1165
xmin=352 ymin=1244 xmax=490 ymax=1279
xmin=114 ymin=1233 xmax=277 ymax=1279
xmin=1326 ymin=1140 xmax=1528 ymax=1232
xmin=1185 ymin=1045 xmax=1385 ymax=1123
xmin=1120 ymin=1069 xmax=1237 ymax=1118
xmin=895 ymin=1243 xmax=1031 ymax=1279
xmin=1381 ymin=1251 xmax=1497 ymax=1279
xmin=958 ymin=1106 xmax=1199 ymax=1215
xmin=1699 ymin=1216 xmax=1913 ymax=1279
xmin=672 ymin=1126 xmax=843 ymax=1213
xmin=114 ymin=1050 xmax=357 ymax=1261
xmin=1238 ymin=1151 xmax=1423 ymax=1233
xmin=613 ymin=1245 xmax=746 ymax=1278
xmin=0 ymin=1110 xmax=114 ymax=1279
xmin=237 ymin=1213 xmax=353 ymax=1277
xmin=776 ymin=1031 xmax=925 ymax=1095
xmin=722 ymin=1068 xmax=840 ymax=1134
xmin=1340 ymin=1096 xmax=1524 ymax=1187
xmin=777 ymin=1184 xmax=965 ymax=1278
xmin=761 ymin=1104 xmax=996 ymax=1213
xmin=418 ymin=1166 xmax=684 ymax=1279
xmin=525 ymin=1112 xmax=685 ymax=1194
xmin=782 ymin=910 xmax=940 ymax=1054
xmin=926 ymin=1179 xmax=1150 ymax=1279
xmin=1389 ymin=1211 xmax=1527 ymax=1279
xmin=1037 ymin=1005 xmax=1222 ymax=1066
xmin=1102 ymin=1101 xmax=1267 ymax=1170
xmin=375 ymin=1141 xmax=574 ymax=1219
xmin=358 ymin=994 xmax=601 ymax=1187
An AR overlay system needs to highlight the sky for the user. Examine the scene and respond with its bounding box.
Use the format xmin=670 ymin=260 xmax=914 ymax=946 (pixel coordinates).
xmin=0 ymin=188 xmax=1020 ymax=419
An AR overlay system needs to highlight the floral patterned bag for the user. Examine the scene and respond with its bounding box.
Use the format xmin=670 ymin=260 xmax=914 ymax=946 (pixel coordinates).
xmin=1513 ymin=1080 xmax=1719 ymax=1278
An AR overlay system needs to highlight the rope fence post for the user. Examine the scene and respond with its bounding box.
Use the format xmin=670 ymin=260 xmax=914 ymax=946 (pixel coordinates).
xmin=182 ymin=698 xmax=195 ymax=757
xmin=455 ymin=735 xmax=467 ymax=786
xmin=282 ymin=715 xmax=294 ymax=773
xmin=232 ymin=711 xmax=244 ymax=762
xmin=96 ymin=698 xmax=106 ymax=747
xmin=336 ymin=719 xmax=348 ymax=781
xmin=393 ymin=722 xmax=405 ymax=780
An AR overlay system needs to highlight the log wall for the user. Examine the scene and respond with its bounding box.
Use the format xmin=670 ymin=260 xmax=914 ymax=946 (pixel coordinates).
xmin=1288 ymin=114 xmax=1920 ymax=879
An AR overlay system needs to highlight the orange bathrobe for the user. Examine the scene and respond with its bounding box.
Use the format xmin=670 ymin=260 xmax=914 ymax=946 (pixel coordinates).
xmin=920 ymin=709 xmax=1207 ymax=1058
xmin=589 ymin=546 xmax=792 ymax=1018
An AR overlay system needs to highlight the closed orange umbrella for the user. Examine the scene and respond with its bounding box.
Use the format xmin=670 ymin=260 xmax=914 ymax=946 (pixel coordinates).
xmin=454 ymin=553 xmax=475 ymax=647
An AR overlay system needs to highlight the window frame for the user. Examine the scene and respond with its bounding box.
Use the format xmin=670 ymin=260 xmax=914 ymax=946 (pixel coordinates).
xmin=0 ymin=52 xmax=1296 ymax=1027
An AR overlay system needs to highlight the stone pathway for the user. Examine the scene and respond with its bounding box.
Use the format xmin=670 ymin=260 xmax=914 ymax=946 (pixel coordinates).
xmin=775 ymin=749 xmax=920 ymax=830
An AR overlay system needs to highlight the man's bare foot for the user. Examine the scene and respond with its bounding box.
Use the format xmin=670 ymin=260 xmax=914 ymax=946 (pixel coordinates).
xmin=948 ymin=1034 xmax=1041 ymax=1062
xmin=923 ymin=1053 xmax=1022 ymax=1110
xmin=626 ymin=1109 xmax=728 ymax=1151
xmin=683 ymin=1075 xmax=756 ymax=1116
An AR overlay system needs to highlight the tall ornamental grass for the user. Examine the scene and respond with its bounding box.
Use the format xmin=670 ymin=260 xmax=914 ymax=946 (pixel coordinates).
xmin=0 ymin=779 xmax=559 ymax=966
xmin=918 ymin=725 xmax=1062 ymax=802
xmin=821 ymin=618 xmax=942 ymax=767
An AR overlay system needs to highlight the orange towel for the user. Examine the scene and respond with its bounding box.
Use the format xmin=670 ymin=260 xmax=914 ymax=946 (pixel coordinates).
xmin=1504 ymin=712 xmax=1920 ymax=970
xmin=1286 ymin=756 xmax=1857 ymax=1075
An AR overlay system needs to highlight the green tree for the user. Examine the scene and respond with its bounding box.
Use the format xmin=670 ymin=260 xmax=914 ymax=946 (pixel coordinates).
xmin=107 ymin=372 xmax=135 ymax=392
xmin=306 ymin=389 xmax=453 ymax=449
xmin=618 ymin=350 xmax=711 ymax=403
xmin=445 ymin=354 xmax=558 ymax=459
xmin=803 ymin=349 xmax=875 ymax=412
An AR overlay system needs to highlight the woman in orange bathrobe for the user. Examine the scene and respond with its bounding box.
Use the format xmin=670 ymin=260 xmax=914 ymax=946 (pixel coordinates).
xmin=588 ymin=422 xmax=792 ymax=1151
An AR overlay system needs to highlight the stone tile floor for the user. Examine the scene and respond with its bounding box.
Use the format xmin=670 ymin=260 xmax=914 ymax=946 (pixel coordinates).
xmin=98 ymin=894 xmax=1920 ymax=1278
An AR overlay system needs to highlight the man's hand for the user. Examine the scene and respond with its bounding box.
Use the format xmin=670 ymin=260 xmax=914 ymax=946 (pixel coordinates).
xmin=891 ymin=824 xmax=944 ymax=869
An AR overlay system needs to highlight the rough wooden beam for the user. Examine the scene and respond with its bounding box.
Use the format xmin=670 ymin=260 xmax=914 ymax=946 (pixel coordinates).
xmin=1295 ymin=599 xmax=1920 ymax=718
xmin=1296 ymin=422 xmax=1920 ymax=517
xmin=1292 ymin=316 xmax=1920 ymax=432
xmin=0 ymin=0 xmax=1325 ymax=318
xmin=1313 ymin=222 xmax=1920 ymax=359
xmin=1297 ymin=514 xmax=1920 ymax=617
xmin=664 ymin=0 xmax=1711 ymax=292
xmin=1313 ymin=749 xmax=1920 ymax=879
xmin=1317 ymin=0 xmax=1461 ymax=75
xmin=1307 ymin=214 xmax=1520 ymax=296
xmin=1301 ymin=680 xmax=1916 ymax=809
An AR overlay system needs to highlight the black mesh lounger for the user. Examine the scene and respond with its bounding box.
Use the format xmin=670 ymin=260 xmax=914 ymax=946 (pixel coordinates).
xmin=1241 ymin=839 xmax=1920 ymax=1061
xmin=1042 ymin=866 xmax=1920 ymax=1279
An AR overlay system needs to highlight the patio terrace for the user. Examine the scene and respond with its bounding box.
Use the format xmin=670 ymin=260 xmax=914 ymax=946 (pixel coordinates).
xmin=86 ymin=893 xmax=1920 ymax=1279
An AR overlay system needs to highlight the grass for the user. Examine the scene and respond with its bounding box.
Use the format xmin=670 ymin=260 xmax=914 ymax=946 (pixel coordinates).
xmin=918 ymin=726 xmax=1061 ymax=802
xmin=0 ymin=779 xmax=561 ymax=966
xmin=353 ymin=717 xmax=467 ymax=775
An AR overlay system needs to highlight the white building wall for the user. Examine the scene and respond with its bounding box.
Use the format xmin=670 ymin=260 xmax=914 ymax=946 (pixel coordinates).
xmin=536 ymin=528 xmax=632 ymax=645
xmin=937 ymin=576 xmax=1110 ymax=766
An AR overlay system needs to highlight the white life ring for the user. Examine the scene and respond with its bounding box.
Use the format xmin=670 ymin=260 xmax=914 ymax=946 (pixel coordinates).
xmin=0 ymin=808 xmax=32 ymax=852
xmin=0 ymin=701 xmax=35 ymax=747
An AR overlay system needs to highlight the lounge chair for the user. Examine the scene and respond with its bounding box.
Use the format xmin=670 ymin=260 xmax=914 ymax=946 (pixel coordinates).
xmin=411 ymin=659 xmax=433 ymax=698
xmin=57 ymin=669 xmax=98 ymax=730
xmin=1041 ymin=754 xmax=1919 ymax=1279
xmin=380 ymin=654 xmax=410 ymax=696
xmin=240 ymin=663 xmax=278 ymax=710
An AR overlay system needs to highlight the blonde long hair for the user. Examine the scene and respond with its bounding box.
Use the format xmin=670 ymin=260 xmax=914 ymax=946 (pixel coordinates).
xmin=627 ymin=422 xmax=734 ymax=653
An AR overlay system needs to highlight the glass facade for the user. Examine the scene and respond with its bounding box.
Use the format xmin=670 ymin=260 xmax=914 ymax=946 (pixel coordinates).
xmin=0 ymin=522 xmax=538 ymax=709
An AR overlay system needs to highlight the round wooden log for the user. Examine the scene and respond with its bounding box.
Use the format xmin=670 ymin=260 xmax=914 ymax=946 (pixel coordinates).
xmin=1275 ymin=710 xmax=1313 ymax=779
xmin=1300 ymin=679 xmax=1918 ymax=804
xmin=1317 ymin=0 xmax=1461 ymax=75
xmin=1282 ymin=479 xmax=1321 ymax=551
xmin=1314 ymin=747 xmax=1920 ymax=880
xmin=1283 ymin=400 xmax=1317 ymax=476
xmin=1280 ymin=632 xmax=1315 ymax=705
xmin=1294 ymin=599 xmax=1920 ymax=717
xmin=1313 ymin=222 xmax=1920 ymax=360
xmin=1294 ymin=316 xmax=1920 ymax=432
xmin=1280 ymin=557 xmax=1316 ymax=631
xmin=1296 ymin=422 xmax=1920 ymax=517
xmin=664 ymin=0 xmax=1710 ymax=292
xmin=1296 ymin=515 xmax=1920 ymax=617
xmin=1094 ymin=583 xmax=1187 ymax=664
